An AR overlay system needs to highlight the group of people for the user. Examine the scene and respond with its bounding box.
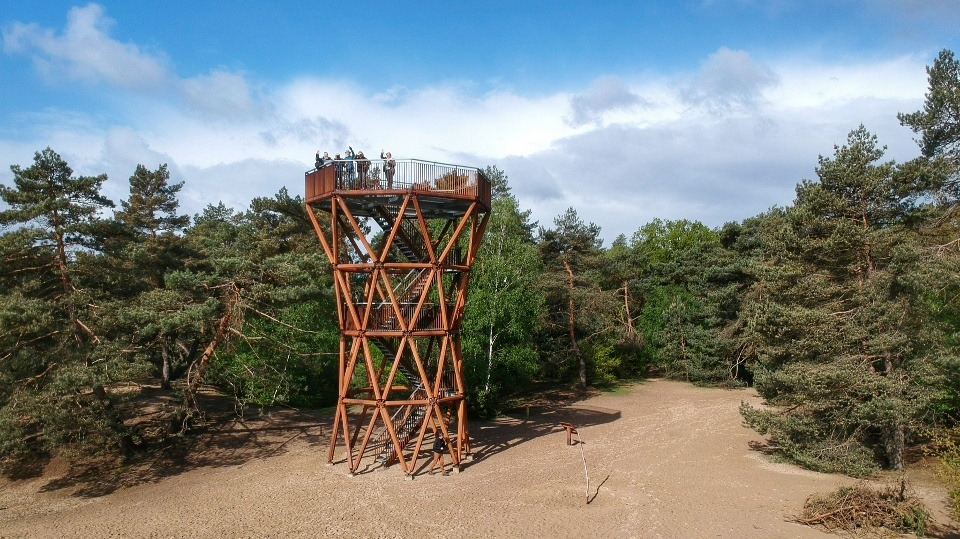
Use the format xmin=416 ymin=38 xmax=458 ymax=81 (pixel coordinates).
xmin=315 ymin=147 xmax=396 ymax=189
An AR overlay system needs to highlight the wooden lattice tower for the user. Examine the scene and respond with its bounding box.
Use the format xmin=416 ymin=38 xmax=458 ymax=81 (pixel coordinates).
xmin=305 ymin=159 xmax=490 ymax=476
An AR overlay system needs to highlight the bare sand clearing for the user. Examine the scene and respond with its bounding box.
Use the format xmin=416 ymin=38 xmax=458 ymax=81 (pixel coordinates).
xmin=0 ymin=380 xmax=957 ymax=538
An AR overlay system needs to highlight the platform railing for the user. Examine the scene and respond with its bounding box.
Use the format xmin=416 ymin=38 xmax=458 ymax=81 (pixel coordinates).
xmin=345 ymin=302 xmax=441 ymax=331
xmin=306 ymin=159 xmax=490 ymax=204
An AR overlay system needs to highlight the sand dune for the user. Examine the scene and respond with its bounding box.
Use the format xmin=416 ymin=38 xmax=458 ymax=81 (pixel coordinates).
xmin=0 ymin=379 xmax=956 ymax=538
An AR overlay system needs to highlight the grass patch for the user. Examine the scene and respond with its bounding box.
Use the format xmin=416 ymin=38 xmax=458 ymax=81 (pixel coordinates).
xmin=600 ymin=382 xmax=635 ymax=396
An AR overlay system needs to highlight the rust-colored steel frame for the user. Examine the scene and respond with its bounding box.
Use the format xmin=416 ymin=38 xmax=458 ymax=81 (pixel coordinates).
xmin=306 ymin=169 xmax=489 ymax=476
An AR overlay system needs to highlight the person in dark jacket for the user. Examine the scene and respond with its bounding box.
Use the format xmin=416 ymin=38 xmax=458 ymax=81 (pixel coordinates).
xmin=429 ymin=434 xmax=449 ymax=475
xmin=356 ymin=151 xmax=370 ymax=188
xmin=334 ymin=154 xmax=344 ymax=188
xmin=345 ymin=147 xmax=356 ymax=188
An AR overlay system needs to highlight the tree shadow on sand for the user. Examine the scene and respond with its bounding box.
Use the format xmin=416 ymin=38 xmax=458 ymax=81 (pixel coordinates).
xmin=39 ymin=401 xmax=334 ymax=498
xmin=318 ymin=400 xmax=623 ymax=476
xmin=39 ymin=389 xmax=622 ymax=496
xmin=467 ymin=402 xmax=622 ymax=465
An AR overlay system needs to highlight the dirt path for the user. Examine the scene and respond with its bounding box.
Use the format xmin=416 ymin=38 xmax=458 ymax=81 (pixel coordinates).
xmin=0 ymin=380 xmax=956 ymax=538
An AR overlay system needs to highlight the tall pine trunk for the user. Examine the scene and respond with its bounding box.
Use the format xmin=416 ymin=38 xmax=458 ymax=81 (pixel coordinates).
xmin=622 ymin=279 xmax=636 ymax=338
xmin=186 ymin=287 xmax=238 ymax=407
xmin=53 ymin=225 xmax=86 ymax=359
xmin=563 ymin=259 xmax=586 ymax=390
xmin=161 ymin=340 xmax=171 ymax=390
xmin=884 ymin=422 xmax=905 ymax=470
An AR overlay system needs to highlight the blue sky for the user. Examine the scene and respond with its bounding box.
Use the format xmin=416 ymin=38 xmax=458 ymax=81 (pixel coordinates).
xmin=2 ymin=1 xmax=958 ymax=242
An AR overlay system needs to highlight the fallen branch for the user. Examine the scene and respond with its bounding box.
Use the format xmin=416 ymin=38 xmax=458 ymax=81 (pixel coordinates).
xmin=185 ymin=285 xmax=240 ymax=409
xmin=797 ymin=481 xmax=930 ymax=535
xmin=242 ymin=302 xmax=324 ymax=334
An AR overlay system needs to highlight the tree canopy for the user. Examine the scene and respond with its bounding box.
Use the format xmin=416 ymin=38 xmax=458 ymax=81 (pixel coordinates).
xmin=0 ymin=50 xmax=957 ymax=486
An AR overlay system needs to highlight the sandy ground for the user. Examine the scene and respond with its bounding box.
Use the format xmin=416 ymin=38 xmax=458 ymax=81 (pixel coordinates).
xmin=0 ymin=379 xmax=957 ymax=538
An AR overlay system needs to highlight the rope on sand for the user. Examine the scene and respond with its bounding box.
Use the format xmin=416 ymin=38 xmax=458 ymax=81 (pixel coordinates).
xmin=560 ymin=422 xmax=590 ymax=503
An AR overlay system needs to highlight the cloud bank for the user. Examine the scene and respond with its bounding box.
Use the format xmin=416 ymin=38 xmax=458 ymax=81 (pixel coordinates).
xmin=1 ymin=4 xmax=932 ymax=243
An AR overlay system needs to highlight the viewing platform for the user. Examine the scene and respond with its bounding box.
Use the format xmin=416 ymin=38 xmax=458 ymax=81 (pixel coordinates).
xmin=305 ymin=158 xmax=491 ymax=218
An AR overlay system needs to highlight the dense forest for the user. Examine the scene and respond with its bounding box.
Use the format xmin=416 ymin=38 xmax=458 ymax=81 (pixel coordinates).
xmin=0 ymin=50 xmax=958 ymax=503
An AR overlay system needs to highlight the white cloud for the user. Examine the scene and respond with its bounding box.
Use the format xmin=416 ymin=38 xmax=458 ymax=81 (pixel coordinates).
xmin=2 ymin=3 xmax=269 ymax=121
xmin=768 ymin=54 xmax=926 ymax=107
xmin=490 ymin=54 xmax=927 ymax=240
xmin=276 ymin=78 xmax=575 ymax=159
xmin=2 ymin=3 xmax=170 ymax=91
xmin=180 ymin=70 xmax=264 ymax=120
xmin=566 ymin=76 xmax=650 ymax=127
xmin=178 ymin=159 xmax=306 ymax=217
xmin=678 ymin=47 xmax=780 ymax=113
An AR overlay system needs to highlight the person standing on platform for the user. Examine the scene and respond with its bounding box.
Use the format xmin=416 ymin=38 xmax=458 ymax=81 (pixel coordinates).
xmin=381 ymin=150 xmax=396 ymax=188
xmin=356 ymin=151 xmax=370 ymax=188
xmin=345 ymin=147 xmax=356 ymax=188
xmin=334 ymin=154 xmax=344 ymax=188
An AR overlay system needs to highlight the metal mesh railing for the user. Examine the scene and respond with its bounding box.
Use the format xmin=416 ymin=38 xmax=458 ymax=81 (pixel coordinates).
xmin=306 ymin=159 xmax=489 ymax=201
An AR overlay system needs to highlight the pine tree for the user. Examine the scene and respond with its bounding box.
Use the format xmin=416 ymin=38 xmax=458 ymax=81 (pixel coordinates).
xmin=628 ymin=219 xmax=746 ymax=384
xmin=741 ymin=127 xmax=941 ymax=473
xmin=116 ymin=164 xmax=189 ymax=238
xmin=899 ymin=50 xmax=960 ymax=475
xmin=538 ymin=208 xmax=607 ymax=389
xmin=898 ymin=50 xmax=960 ymax=168
xmin=0 ymin=149 xmax=144 ymax=469
xmin=0 ymin=148 xmax=114 ymax=353
xmin=101 ymin=164 xmax=193 ymax=387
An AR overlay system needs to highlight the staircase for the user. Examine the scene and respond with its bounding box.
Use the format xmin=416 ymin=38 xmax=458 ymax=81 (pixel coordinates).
xmin=372 ymin=389 xmax=428 ymax=467
xmin=368 ymin=338 xmax=428 ymax=466
xmin=361 ymin=204 xmax=452 ymax=466
xmin=370 ymin=208 xmax=428 ymax=263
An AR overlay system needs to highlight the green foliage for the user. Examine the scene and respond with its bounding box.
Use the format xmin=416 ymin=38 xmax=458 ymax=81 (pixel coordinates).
xmin=463 ymin=168 xmax=544 ymax=415
xmin=584 ymin=342 xmax=620 ymax=387
xmin=740 ymin=367 xmax=882 ymax=477
xmin=0 ymin=148 xmax=137 ymax=470
xmin=194 ymin=190 xmax=340 ymax=409
xmin=898 ymin=49 xmax=960 ymax=167
xmin=932 ymin=428 xmax=960 ymax=519
xmin=466 ymin=387 xmax=499 ymax=420
xmin=116 ymin=164 xmax=189 ymax=237
xmin=630 ymin=219 xmax=749 ymax=386
xmin=0 ymin=147 xmax=114 ymax=238
xmin=0 ymin=357 xmax=153 ymax=472
xmin=208 ymin=300 xmax=339 ymax=408
xmin=0 ymin=149 xmax=344 ymax=472
xmin=537 ymin=208 xmax=609 ymax=389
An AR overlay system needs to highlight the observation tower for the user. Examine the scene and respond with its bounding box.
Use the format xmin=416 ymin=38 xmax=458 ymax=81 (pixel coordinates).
xmin=304 ymin=157 xmax=490 ymax=476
